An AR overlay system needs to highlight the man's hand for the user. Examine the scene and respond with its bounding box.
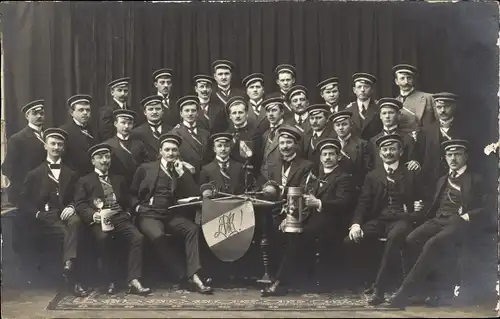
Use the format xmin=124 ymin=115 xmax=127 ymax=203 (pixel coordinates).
xmin=304 ymin=194 xmax=320 ymax=209
xmin=405 ymin=160 xmax=421 ymax=171
xmin=414 ymin=200 xmax=424 ymax=212
xmin=60 ymin=206 xmax=76 ymax=221
xmin=93 ymin=211 xmax=102 ymax=223
xmin=278 ymin=218 xmax=287 ymax=232
xmin=174 ymin=160 xmax=185 ymax=177
xmin=202 ymin=189 xmax=213 ymax=198
xmin=136 ymin=204 xmax=150 ymax=214
xmin=348 ymin=224 xmax=363 ymax=243
xmin=460 ymin=213 xmax=470 ymax=222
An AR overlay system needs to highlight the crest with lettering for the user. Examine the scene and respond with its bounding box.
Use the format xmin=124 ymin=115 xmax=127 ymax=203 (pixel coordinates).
xmin=201 ymin=197 xmax=255 ymax=262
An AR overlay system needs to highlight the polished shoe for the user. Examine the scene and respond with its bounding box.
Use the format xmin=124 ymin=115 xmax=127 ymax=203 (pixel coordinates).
xmin=73 ymin=283 xmax=89 ymax=298
xmin=386 ymin=292 xmax=409 ymax=309
xmin=106 ymin=282 xmax=117 ymax=295
xmin=424 ymin=295 xmax=454 ymax=307
xmin=367 ymin=292 xmax=385 ymax=306
xmin=260 ymin=280 xmax=285 ymax=297
xmin=127 ymin=279 xmax=151 ymax=296
xmin=62 ymin=259 xmax=74 ymax=278
xmin=187 ymin=277 xmax=213 ymax=295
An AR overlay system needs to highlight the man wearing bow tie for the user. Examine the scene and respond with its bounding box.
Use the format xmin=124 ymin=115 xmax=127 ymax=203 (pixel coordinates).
xmin=368 ymin=98 xmax=420 ymax=171
xmin=211 ymin=60 xmax=245 ymax=106
xmin=98 ymin=77 xmax=131 ymax=141
xmin=170 ymin=96 xmax=211 ymax=179
xmin=104 ymin=109 xmax=149 ymax=185
xmin=301 ymin=104 xmax=335 ymax=166
xmin=131 ymin=95 xmax=172 ymax=162
xmin=20 ymin=128 xmax=88 ymax=297
xmin=345 ymin=134 xmax=425 ymax=306
xmin=317 ymin=77 xmax=348 ymax=114
xmin=243 ymin=73 xmax=270 ymax=135
xmin=61 ymin=94 xmax=97 ymax=176
xmin=267 ymin=64 xmax=297 ymax=115
xmin=283 ymin=85 xmax=312 ymax=136
xmin=387 ymin=140 xmax=487 ymax=309
xmin=2 ymin=100 xmax=47 ymax=206
xmin=74 ymin=143 xmax=150 ymax=296
xmin=153 ymin=68 xmax=180 ymax=128
xmin=193 ymin=74 xmax=228 ymax=135
xmin=260 ymin=97 xmax=286 ymax=178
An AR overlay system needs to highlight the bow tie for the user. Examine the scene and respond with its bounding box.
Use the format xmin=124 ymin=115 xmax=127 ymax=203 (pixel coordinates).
xmin=449 ymin=170 xmax=458 ymax=179
xmin=235 ymin=126 xmax=246 ymax=133
xmin=99 ymin=174 xmax=108 ymax=180
xmin=218 ymin=160 xmax=229 ymax=168
xmin=384 ymin=129 xmax=396 ymax=135
xmin=150 ymin=122 xmax=161 ymax=129
xmin=48 ymin=163 xmax=61 ymax=169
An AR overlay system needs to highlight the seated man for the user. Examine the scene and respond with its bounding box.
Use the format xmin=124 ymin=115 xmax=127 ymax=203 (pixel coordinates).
xmin=345 ymin=134 xmax=425 ymax=305
xmin=262 ymin=138 xmax=354 ymax=296
xmin=19 ymin=128 xmax=88 ymax=297
xmin=131 ymin=134 xmax=213 ymax=294
xmin=387 ymin=139 xmax=487 ymax=309
xmin=74 ymin=143 xmax=150 ymax=296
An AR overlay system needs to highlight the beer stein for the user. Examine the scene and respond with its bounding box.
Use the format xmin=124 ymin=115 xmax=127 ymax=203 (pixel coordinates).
xmin=283 ymin=186 xmax=305 ymax=233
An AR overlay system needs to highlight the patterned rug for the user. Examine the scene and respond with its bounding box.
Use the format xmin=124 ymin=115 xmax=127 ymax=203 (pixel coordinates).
xmin=47 ymin=283 xmax=399 ymax=311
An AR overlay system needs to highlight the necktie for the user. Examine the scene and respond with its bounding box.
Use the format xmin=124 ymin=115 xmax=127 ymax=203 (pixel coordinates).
xmin=450 ymin=170 xmax=458 ymax=179
xmin=122 ymin=102 xmax=127 ymax=109
xmin=297 ymin=118 xmax=303 ymax=126
xmin=269 ymin=126 xmax=278 ymax=141
xmin=201 ymin=104 xmax=209 ymax=118
xmin=384 ymin=129 xmax=395 ymax=135
xmin=33 ymin=129 xmax=45 ymax=144
xmin=48 ymin=163 xmax=61 ymax=169
xmin=387 ymin=167 xmax=396 ymax=184
xmin=361 ymin=104 xmax=367 ymax=117
xmin=283 ymin=160 xmax=292 ymax=172
xmin=151 ymin=125 xmax=161 ymax=139
xmin=187 ymin=126 xmax=202 ymax=145
xmin=219 ymin=161 xmax=229 ymax=176
xmin=311 ymin=133 xmax=319 ymax=149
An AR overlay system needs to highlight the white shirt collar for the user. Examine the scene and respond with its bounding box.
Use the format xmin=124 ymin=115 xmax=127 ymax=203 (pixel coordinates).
xmin=199 ymin=97 xmax=210 ymax=104
xmin=113 ymin=98 xmax=125 ymax=108
xmin=383 ymin=125 xmax=398 ymax=133
xmin=357 ymin=99 xmax=370 ymax=111
xmin=270 ymin=118 xmax=284 ymax=128
xmin=280 ymin=89 xmax=287 ymax=96
xmin=323 ymin=164 xmax=338 ymax=175
xmin=313 ymin=127 xmax=327 ymax=137
xmin=250 ymin=99 xmax=263 ymax=107
xmin=183 ymin=121 xmax=197 ymax=129
xmin=216 ymin=155 xmax=230 ymax=163
xmin=157 ymin=92 xmax=169 ymax=99
xmin=148 ymin=120 xmax=162 ymax=126
xmin=450 ymin=165 xmax=467 ymax=177
xmin=440 ymin=117 xmax=454 ymax=127
xmin=400 ymin=88 xmax=415 ymax=97
xmin=73 ymin=118 xmax=86 ymax=127
xmin=160 ymin=158 xmax=170 ymax=169
xmin=218 ymin=85 xmax=230 ymax=92
xmin=383 ymin=161 xmax=399 ymax=173
xmin=234 ymin=121 xmax=248 ymax=130
xmin=46 ymin=157 xmax=62 ymax=165
xmin=28 ymin=123 xmax=42 ymax=132
xmin=94 ymin=168 xmax=108 ymax=176
xmin=294 ymin=112 xmax=308 ymax=123
xmin=117 ymin=132 xmax=129 ymax=140
xmin=338 ymin=133 xmax=352 ymax=143
xmin=283 ymin=153 xmax=297 ymax=163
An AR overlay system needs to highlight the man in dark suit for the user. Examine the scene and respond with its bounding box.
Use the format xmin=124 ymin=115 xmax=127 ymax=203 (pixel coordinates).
xmin=2 ymin=100 xmax=47 ymax=205
xmin=346 ymin=73 xmax=383 ymax=141
xmin=262 ymin=138 xmax=353 ymax=296
xmin=345 ymin=134 xmax=425 ymax=305
xmin=104 ymin=109 xmax=149 ymax=185
xmin=169 ymin=96 xmax=211 ymax=178
xmin=387 ymin=139 xmax=487 ymax=309
xmin=368 ymin=98 xmax=420 ymax=171
xmin=267 ymin=64 xmax=297 ymax=114
xmin=301 ymin=104 xmax=335 ymax=166
xmin=61 ymin=94 xmax=97 ymax=176
xmin=130 ymin=95 xmax=172 ymax=162
xmin=74 ymin=143 xmax=150 ymax=296
xmin=98 ymin=77 xmax=131 ymax=142
xmin=194 ymin=74 xmax=228 ymax=134
xmin=330 ymin=111 xmax=372 ymax=193
xmin=153 ymin=68 xmax=180 ymax=128
xmin=131 ymin=134 xmax=213 ymax=294
xmin=243 ymin=73 xmax=269 ymax=136
xmin=211 ymin=60 xmax=245 ymax=106
xmin=283 ymin=85 xmax=312 ymax=136
xmin=317 ymin=77 xmax=349 ymax=114
xmin=19 ymin=128 xmax=88 ymax=297
xmin=260 ymin=97 xmax=286 ymax=179
xmin=393 ymin=64 xmax=436 ymax=135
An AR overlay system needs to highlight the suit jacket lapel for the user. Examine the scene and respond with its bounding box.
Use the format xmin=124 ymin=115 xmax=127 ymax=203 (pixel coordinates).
xmin=147 ymin=162 xmax=161 ymax=199
xmin=316 ymin=168 xmax=340 ymax=197
xmin=461 ymin=171 xmax=472 ymax=207
xmin=143 ymin=125 xmax=158 ymax=153
xmin=40 ymin=164 xmax=50 ymax=201
xmin=433 ymin=175 xmax=448 ymax=204
xmin=286 ymin=160 xmax=301 ymax=185
xmin=59 ymin=164 xmax=71 ymax=202
xmin=178 ymin=126 xmax=202 ymax=156
xmin=91 ymin=173 xmax=105 ymax=199
xmin=109 ymin=174 xmax=122 ymax=202
xmin=413 ymin=91 xmax=426 ymax=121
xmin=364 ymin=100 xmax=378 ymax=125
xmin=108 ymin=136 xmax=132 ymax=168
xmin=229 ymin=161 xmax=240 ymax=193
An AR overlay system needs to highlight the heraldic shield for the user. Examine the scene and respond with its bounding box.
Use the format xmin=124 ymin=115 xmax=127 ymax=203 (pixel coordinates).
xmin=201 ymin=197 xmax=255 ymax=262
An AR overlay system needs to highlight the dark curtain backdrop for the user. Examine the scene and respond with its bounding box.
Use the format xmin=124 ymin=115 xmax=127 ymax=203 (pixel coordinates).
xmin=2 ymin=1 xmax=498 ymax=146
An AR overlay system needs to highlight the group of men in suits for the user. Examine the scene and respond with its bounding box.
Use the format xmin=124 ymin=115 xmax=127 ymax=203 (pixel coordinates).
xmin=2 ymin=60 xmax=489 ymax=307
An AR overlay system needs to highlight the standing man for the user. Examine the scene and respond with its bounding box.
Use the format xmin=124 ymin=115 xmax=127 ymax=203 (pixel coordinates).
xmin=283 ymin=85 xmax=312 ymax=136
xmin=243 ymin=73 xmax=269 ymax=135
xmin=131 ymin=134 xmax=213 ymax=294
xmin=131 ymin=95 xmax=172 ymax=162
xmin=268 ymin=64 xmax=297 ymax=114
xmin=2 ymin=100 xmax=47 ymax=206
xmin=211 ymin=60 xmax=245 ymax=106
xmin=345 ymin=134 xmax=425 ymax=305
xmin=260 ymin=97 xmax=286 ymax=178
xmin=61 ymin=94 xmax=97 ymax=176
xmin=388 ymin=140 xmax=486 ymax=309
xmin=301 ymin=104 xmax=335 ymax=166
xmin=170 ymin=96 xmax=210 ymax=177
xmin=104 ymin=110 xmax=149 ymax=185
xmin=393 ymin=64 xmax=436 ymax=135
xmin=98 ymin=77 xmax=130 ymax=142
xmin=347 ymin=73 xmax=382 ymax=141
xmin=74 ymin=143 xmax=150 ymax=296
xmin=19 ymin=128 xmax=88 ymax=297
xmin=193 ymin=74 xmax=227 ymax=134
xmin=317 ymin=77 xmax=348 ymax=114
xmin=153 ymin=68 xmax=180 ymax=128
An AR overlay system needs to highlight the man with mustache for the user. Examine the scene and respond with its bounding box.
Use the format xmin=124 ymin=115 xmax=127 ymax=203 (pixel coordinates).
xmin=98 ymin=77 xmax=131 ymax=142
xmin=2 ymin=100 xmax=47 ymax=206
xmin=61 ymin=95 xmax=97 ymax=176
xmin=393 ymin=64 xmax=436 ymax=135
xmin=74 ymin=143 xmax=150 ymax=296
xmin=243 ymin=73 xmax=270 ymax=135
xmin=283 ymin=85 xmax=312 ymax=136
xmin=317 ymin=77 xmax=348 ymax=114
xmin=387 ymin=140 xmax=487 ymax=309
xmin=153 ymin=68 xmax=180 ymax=128
xmin=368 ymin=98 xmax=420 ymax=171
xmin=131 ymin=95 xmax=173 ymax=162
xmin=193 ymin=74 xmax=227 ymax=134
xmin=345 ymin=134 xmax=425 ymax=305
xmin=19 ymin=128 xmax=88 ymax=297
xmin=131 ymin=134 xmax=213 ymax=294
xmin=262 ymin=137 xmax=352 ymax=296
xmin=260 ymin=97 xmax=287 ymax=178
xmin=104 ymin=109 xmax=149 ymax=185
xmin=267 ymin=64 xmax=297 ymax=114
xmin=170 ymin=96 xmax=211 ymax=179
xmin=211 ymin=60 xmax=245 ymax=106
xmin=301 ymin=104 xmax=335 ymax=166
xmin=346 ymin=73 xmax=383 ymax=141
